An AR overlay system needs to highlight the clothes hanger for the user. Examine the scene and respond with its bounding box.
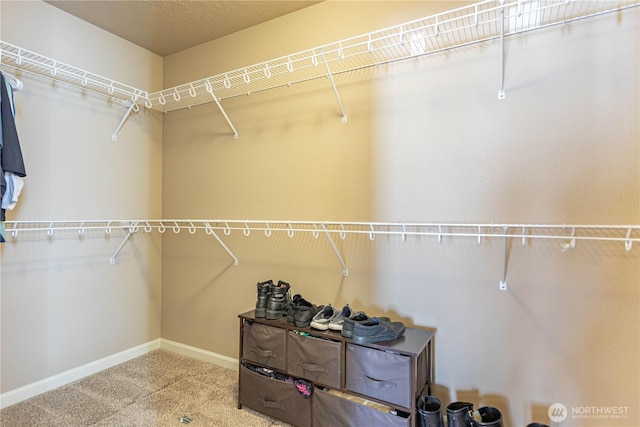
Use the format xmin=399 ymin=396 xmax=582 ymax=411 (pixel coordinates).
xmin=1 ymin=69 xmax=23 ymax=91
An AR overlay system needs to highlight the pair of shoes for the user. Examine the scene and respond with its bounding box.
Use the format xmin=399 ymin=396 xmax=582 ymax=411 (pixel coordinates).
xmin=290 ymin=294 xmax=323 ymax=328
xmin=265 ymin=280 xmax=291 ymax=320
xmin=310 ymin=305 xmax=336 ymax=330
xmin=341 ymin=311 xmax=390 ymax=338
xmin=351 ymin=317 xmax=405 ymax=344
xmin=310 ymin=304 xmax=356 ymax=332
xmin=254 ymin=279 xmax=292 ymax=319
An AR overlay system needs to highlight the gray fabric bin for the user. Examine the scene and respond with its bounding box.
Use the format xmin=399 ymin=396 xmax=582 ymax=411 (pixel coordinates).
xmin=242 ymin=322 xmax=286 ymax=370
xmin=287 ymin=332 xmax=341 ymax=389
xmin=346 ymin=343 xmax=412 ymax=409
xmin=313 ymin=387 xmax=411 ymax=427
xmin=239 ymin=364 xmax=311 ymax=427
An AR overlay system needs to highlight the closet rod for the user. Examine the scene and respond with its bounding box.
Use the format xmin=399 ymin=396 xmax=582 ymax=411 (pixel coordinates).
xmin=0 ymin=41 xmax=148 ymax=106
xmin=6 ymin=220 xmax=637 ymax=281
xmin=6 ymin=219 xmax=639 ymax=245
xmin=145 ymin=0 xmax=640 ymax=114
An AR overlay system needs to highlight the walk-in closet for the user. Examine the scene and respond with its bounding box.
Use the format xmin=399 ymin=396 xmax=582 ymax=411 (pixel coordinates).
xmin=1 ymin=1 xmax=639 ymax=426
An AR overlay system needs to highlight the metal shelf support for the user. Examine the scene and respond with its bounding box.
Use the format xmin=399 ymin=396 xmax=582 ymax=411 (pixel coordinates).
xmin=112 ymin=96 xmax=139 ymax=141
xmin=205 ymin=222 xmax=239 ymax=265
xmin=206 ymin=82 xmax=239 ymax=139
xmin=320 ymin=49 xmax=348 ymax=123
xmin=321 ymin=223 xmax=349 ymax=276
xmin=500 ymin=226 xmax=509 ymax=290
xmin=110 ymin=230 xmax=134 ymax=264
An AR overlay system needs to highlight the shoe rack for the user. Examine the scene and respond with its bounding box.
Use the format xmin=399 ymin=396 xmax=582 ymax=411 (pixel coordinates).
xmin=237 ymin=310 xmax=434 ymax=427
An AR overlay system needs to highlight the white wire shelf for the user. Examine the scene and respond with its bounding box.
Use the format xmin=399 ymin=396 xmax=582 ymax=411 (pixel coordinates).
xmin=0 ymin=40 xmax=151 ymax=140
xmin=0 ymin=41 xmax=147 ymax=107
xmin=5 ymin=220 xmax=639 ymax=284
xmin=146 ymin=0 xmax=640 ymax=113
xmin=2 ymin=0 xmax=638 ymax=139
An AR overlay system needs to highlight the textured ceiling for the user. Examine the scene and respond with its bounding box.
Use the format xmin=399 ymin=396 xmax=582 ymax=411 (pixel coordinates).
xmin=44 ymin=1 xmax=322 ymax=57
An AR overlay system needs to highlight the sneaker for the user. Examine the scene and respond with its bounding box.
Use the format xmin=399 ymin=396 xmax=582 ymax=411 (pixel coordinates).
xmin=341 ymin=311 xmax=390 ymax=338
xmin=294 ymin=302 xmax=323 ymax=328
xmin=352 ymin=317 xmax=405 ymax=344
xmin=328 ymin=304 xmax=352 ymax=331
xmin=310 ymin=305 xmax=336 ymax=330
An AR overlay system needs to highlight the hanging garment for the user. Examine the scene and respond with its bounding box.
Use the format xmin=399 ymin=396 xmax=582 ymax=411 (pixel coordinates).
xmin=0 ymin=73 xmax=27 ymax=226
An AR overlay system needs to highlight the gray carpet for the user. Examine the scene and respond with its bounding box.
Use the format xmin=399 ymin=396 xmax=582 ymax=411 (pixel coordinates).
xmin=0 ymin=349 xmax=291 ymax=426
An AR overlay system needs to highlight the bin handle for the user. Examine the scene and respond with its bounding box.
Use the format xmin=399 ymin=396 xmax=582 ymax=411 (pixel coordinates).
xmin=364 ymin=375 xmax=397 ymax=390
xmin=263 ymin=399 xmax=285 ymax=409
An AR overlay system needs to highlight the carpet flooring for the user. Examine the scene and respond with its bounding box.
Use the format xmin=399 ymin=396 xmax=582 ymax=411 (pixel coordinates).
xmin=0 ymin=349 xmax=291 ymax=426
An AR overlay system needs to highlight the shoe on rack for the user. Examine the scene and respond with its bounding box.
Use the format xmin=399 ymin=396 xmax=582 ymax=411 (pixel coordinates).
xmin=254 ymin=279 xmax=273 ymax=318
xmin=294 ymin=301 xmax=323 ymax=328
xmin=287 ymin=294 xmax=304 ymax=323
xmin=352 ymin=317 xmax=405 ymax=344
xmin=328 ymin=304 xmax=352 ymax=331
xmin=266 ymin=280 xmax=291 ymax=320
xmin=341 ymin=311 xmax=390 ymax=338
xmin=310 ymin=305 xmax=336 ymax=330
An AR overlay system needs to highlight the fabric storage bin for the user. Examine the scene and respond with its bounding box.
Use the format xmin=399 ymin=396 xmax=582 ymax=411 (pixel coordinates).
xmin=287 ymin=332 xmax=341 ymax=389
xmin=346 ymin=343 xmax=412 ymax=408
xmin=239 ymin=364 xmax=311 ymax=427
xmin=242 ymin=322 xmax=286 ymax=370
xmin=313 ymin=387 xmax=411 ymax=427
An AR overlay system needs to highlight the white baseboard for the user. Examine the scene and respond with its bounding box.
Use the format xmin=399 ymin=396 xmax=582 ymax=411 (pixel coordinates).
xmin=0 ymin=338 xmax=238 ymax=409
xmin=0 ymin=339 xmax=161 ymax=409
xmin=160 ymin=339 xmax=238 ymax=371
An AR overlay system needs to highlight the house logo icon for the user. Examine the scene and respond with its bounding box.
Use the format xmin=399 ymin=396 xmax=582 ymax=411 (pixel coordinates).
xmin=549 ymin=403 xmax=568 ymax=422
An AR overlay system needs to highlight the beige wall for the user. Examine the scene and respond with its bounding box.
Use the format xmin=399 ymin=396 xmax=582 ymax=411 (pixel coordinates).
xmin=1 ymin=1 xmax=638 ymax=426
xmin=0 ymin=0 xmax=163 ymax=393
xmin=162 ymin=2 xmax=639 ymax=426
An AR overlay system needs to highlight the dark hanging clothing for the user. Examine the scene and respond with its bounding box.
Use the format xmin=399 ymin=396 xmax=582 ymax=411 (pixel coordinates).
xmin=1 ymin=73 xmax=26 ymax=226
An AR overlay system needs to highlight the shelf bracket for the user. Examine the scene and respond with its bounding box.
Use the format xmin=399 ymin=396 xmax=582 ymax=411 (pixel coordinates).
xmin=498 ymin=0 xmax=506 ymax=100
xmin=499 ymin=226 xmax=509 ymax=290
xmin=206 ymin=82 xmax=238 ymax=139
xmin=112 ymin=93 xmax=139 ymax=141
xmin=319 ymin=49 xmax=348 ymax=123
xmin=110 ymin=230 xmax=134 ymax=264
xmin=207 ymin=227 xmax=239 ymax=265
xmin=321 ymin=224 xmax=349 ymax=276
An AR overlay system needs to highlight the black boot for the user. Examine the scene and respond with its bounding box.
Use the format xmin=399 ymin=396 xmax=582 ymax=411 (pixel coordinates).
xmin=266 ymin=280 xmax=291 ymax=320
xmin=446 ymin=402 xmax=474 ymax=427
xmin=417 ymin=395 xmax=444 ymax=427
xmin=255 ymin=280 xmax=273 ymax=318
xmin=475 ymin=407 xmax=503 ymax=427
